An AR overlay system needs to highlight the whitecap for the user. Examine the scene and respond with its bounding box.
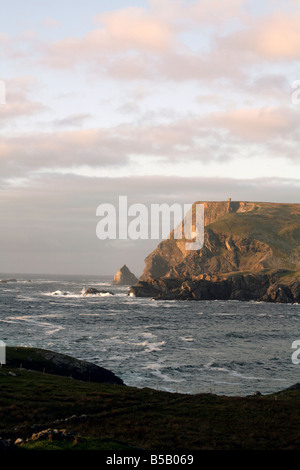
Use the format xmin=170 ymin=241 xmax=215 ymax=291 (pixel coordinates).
xmin=132 ymin=340 xmax=165 ymax=352
xmin=149 ymin=368 xmax=183 ymax=383
xmin=79 ymin=313 xmax=101 ymax=317
xmin=5 ymin=315 xmax=65 ymax=334
xmin=230 ymin=371 xmax=265 ymax=381
xmin=51 ymin=290 xmax=71 ymax=296
xmin=179 ymin=336 xmax=194 ymax=342
xmin=140 ymin=332 xmax=155 ymax=339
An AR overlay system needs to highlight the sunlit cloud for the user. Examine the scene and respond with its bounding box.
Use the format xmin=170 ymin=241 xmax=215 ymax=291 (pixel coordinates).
xmin=0 ymin=0 xmax=299 ymax=273
xmin=207 ymin=106 xmax=300 ymax=141
xmin=0 ymin=76 xmax=46 ymax=121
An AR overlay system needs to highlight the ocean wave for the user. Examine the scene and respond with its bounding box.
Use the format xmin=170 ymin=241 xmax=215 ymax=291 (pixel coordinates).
xmin=45 ymin=290 xmax=114 ymax=298
xmin=203 ymin=359 xmax=231 ymax=373
xmin=16 ymin=296 xmax=37 ymax=302
xmin=140 ymin=332 xmax=155 ymax=339
xmin=79 ymin=313 xmax=102 ymax=317
xmin=4 ymin=315 xmax=65 ymax=335
xmin=142 ymin=363 xmax=183 ymax=383
xmin=149 ymin=369 xmax=183 ymax=383
xmin=132 ymin=340 xmax=166 ymax=353
xmin=230 ymin=371 xmax=265 ymax=381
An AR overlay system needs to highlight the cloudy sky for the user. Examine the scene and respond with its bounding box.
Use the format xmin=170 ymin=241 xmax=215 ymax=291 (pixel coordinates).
xmin=1 ymin=0 xmax=300 ymax=276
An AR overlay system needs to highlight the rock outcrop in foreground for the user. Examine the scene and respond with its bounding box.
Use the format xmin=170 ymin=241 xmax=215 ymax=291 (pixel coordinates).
xmin=6 ymin=346 xmax=124 ymax=385
xmin=113 ymin=265 xmax=138 ymax=285
xmin=131 ymin=201 xmax=300 ymax=303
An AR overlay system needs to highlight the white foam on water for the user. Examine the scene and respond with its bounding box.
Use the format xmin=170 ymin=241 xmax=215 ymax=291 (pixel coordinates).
xmin=79 ymin=313 xmax=101 ymax=316
xmin=0 ymin=319 xmax=20 ymax=324
xmin=149 ymin=368 xmax=184 ymax=383
xmin=208 ymin=379 xmax=241 ymax=386
xmin=45 ymin=291 xmax=71 ymax=297
xmin=16 ymin=296 xmax=37 ymax=302
xmin=216 ymin=312 xmax=240 ymax=316
xmin=143 ymin=362 xmax=164 ymax=371
xmin=132 ymin=340 xmax=165 ymax=353
xmin=5 ymin=315 xmax=65 ymax=335
xmin=203 ymin=359 xmax=230 ymax=373
xmin=179 ymin=336 xmax=195 ymax=342
xmin=230 ymin=371 xmax=265 ymax=380
xmin=140 ymin=332 xmax=155 ymax=339
xmin=146 ymin=341 xmax=166 ymax=352
xmin=31 ymin=314 xmax=63 ymax=318
xmin=45 ymin=290 xmax=115 ymax=298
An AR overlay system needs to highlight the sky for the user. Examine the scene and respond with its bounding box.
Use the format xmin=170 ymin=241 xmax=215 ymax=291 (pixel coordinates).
xmin=0 ymin=0 xmax=300 ymax=277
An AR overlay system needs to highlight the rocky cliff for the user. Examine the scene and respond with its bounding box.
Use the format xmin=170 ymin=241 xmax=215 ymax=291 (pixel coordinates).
xmin=131 ymin=201 xmax=300 ymax=303
xmin=113 ymin=264 xmax=138 ymax=285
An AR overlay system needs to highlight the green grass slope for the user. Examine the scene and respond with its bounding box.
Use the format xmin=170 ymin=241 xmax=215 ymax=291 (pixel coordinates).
xmin=1 ymin=347 xmax=300 ymax=451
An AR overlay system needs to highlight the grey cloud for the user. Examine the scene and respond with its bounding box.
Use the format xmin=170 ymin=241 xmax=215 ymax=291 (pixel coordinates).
xmin=1 ymin=106 xmax=299 ymax=185
xmin=52 ymin=113 xmax=92 ymax=128
xmin=116 ymin=101 xmax=141 ymax=115
xmin=0 ymin=128 xmax=132 ymax=181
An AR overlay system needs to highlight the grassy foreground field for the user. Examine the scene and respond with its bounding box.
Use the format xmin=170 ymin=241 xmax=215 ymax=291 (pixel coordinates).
xmin=1 ymin=348 xmax=300 ymax=451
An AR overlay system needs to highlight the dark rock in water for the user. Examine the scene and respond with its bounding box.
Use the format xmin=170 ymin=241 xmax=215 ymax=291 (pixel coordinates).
xmin=0 ymin=278 xmax=17 ymax=284
xmin=113 ymin=265 xmax=138 ymax=285
xmin=83 ymin=287 xmax=114 ymax=296
xmin=53 ymin=290 xmax=69 ymax=296
xmin=6 ymin=346 xmax=124 ymax=385
xmin=84 ymin=287 xmax=99 ymax=295
xmin=128 ymin=281 xmax=163 ymax=298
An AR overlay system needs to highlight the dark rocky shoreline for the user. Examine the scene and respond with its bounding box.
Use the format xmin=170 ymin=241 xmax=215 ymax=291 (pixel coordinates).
xmin=133 ymin=201 xmax=300 ymax=305
xmin=129 ymin=271 xmax=300 ymax=303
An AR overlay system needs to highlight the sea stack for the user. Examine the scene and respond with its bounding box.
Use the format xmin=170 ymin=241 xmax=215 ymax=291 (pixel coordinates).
xmin=113 ymin=265 xmax=138 ymax=285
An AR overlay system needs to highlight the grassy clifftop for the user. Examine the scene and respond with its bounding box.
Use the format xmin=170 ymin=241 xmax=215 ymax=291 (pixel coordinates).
xmin=1 ymin=347 xmax=300 ymax=451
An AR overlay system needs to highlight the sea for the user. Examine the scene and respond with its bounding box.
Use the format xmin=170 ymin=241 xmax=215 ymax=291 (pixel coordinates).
xmin=1 ymin=273 xmax=300 ymax=397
